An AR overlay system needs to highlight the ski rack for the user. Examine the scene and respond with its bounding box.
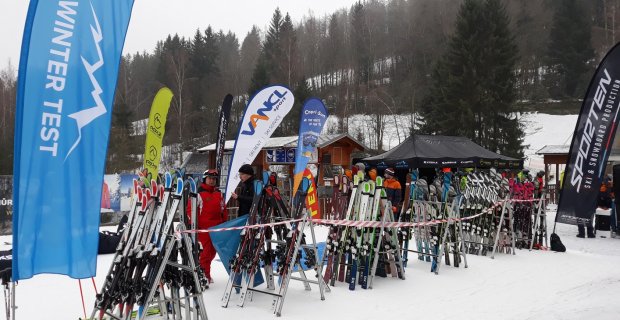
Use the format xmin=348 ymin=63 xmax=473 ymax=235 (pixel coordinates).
xmin=221 ymin=208 xmax=329 ymax=317
xmin=138 ymin=223 xmax=208 ymax=320
xmin=433 ymin=196 xmax=468 ymax=274
xmin=405 ymin=197 xmax=468 ymax=275
xmin=368 ymin=200 xmax=405 ymax=289
xmin=529 ymin=195 xmax=548 ymax=250
xmin=491 ymin=198 xmax=516 ymax=259
xmin=91 ymin=175 xmax=208 ymax=320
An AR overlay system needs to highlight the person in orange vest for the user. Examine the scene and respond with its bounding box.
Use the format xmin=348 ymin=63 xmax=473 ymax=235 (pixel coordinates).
xmin=383 ymin=168 xmax=402 ymax=219
xmin=187 ymin=169 xmax=227 ymax=283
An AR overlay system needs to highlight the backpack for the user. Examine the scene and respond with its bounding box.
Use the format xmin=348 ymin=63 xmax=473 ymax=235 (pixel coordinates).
xmin=550 ymin=233 xmax=566 ymax=252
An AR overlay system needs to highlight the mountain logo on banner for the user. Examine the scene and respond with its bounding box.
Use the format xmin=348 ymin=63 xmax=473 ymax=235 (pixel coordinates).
xmin=66 ymin=4 xmax=106 ymax=160
xmin=241 ymin=89 xmax=288 ymax=135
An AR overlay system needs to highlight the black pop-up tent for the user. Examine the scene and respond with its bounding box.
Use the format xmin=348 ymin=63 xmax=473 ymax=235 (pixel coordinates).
xmin=361 ymin=135 xmax=522 ymax=169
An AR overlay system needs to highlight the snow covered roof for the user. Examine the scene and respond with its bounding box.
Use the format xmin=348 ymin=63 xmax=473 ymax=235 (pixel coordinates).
xmin=536 ymin=145 xmax=570 ymax=155
xmin=196 ymin=134 xmax=365 ymax=152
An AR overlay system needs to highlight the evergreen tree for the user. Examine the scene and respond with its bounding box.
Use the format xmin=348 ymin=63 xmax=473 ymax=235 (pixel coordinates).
xmin=240 ymin=26 xmax=262 ymax=95
xmin=107 ymin=100 xmax=139 ymax=172
xmin=420 ymin=0 xmax=524 ymax=158
xmin=280 ymin=13 xmax=300 ymax=87
xmin=546 ymin=0 xmax=594 ymax=98
xmin=277 ymin=77 xmax=312 ymax=136
xmin=248 ymin=55 xmax=269 ymax=98
xmin=248 ymin=9 xmax=283 ymax=96
xmin=264 ymin=8 xmax=284 ymax=82
xmin=350 ymin=2 xmax=371 ymax=86
xmin=0 ymin=64 xmax=16 ymax=174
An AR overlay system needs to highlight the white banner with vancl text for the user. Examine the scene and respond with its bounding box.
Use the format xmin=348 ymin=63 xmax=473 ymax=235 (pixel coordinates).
xmin=224 ymin=85 xmax=294 ymax=204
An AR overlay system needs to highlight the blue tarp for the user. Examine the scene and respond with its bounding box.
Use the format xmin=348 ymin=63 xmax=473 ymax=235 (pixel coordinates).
xmin=210 ymin=215 xmax=264 ymax=286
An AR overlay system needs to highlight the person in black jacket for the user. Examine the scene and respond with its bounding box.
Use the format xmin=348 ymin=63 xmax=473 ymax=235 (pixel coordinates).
xmin=231 ymin=164 xmax=255 ymax=216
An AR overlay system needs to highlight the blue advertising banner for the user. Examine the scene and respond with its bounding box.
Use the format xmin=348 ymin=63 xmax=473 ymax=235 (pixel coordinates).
xmin=13 ymin=0 xmax=135 ymax=280
xmin=292 ymin=98 xmax=328 ymax=196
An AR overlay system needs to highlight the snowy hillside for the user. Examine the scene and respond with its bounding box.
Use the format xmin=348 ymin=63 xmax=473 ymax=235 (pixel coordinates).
xmin=2 ymin=207 xmax=619 ymax=320
xmin=325 ymin=113 xmax=578 ymax=171
xmin=521 ymin=113 xmax=577 ymax=170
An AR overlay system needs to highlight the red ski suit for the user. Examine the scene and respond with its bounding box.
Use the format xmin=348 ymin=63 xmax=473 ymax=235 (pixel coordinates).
xmin=186 ymin=183 xmax=227 ymax=278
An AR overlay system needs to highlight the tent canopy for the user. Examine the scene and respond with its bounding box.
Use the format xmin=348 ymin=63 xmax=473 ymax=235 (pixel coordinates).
xmin=362 ymin=135 xmax=522 ymax=169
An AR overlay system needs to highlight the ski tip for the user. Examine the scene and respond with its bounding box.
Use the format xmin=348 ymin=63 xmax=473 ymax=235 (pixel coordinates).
xmin=270 ymin=172 xmax=277 ymax=186
xmin=363 ymin=181 xmax=371 ymax=193
xmin=173 ymin=167 xmax=185 ymax=181
xmin=223 ymin=93 xmax=234 ymax=106
xmin=189 ymin=177 xmax=197 ymax=193
xmin=175 ymin=178 xmax=184 ymax=195
xmin=141 ymin=193 xmax=148 ymax=211
xmin=254 ymin=180 xmax=264 ymax=194
xmin=263 ymin=171 xmax=270 ymax=185
xmin=151 ymin=179 xmax=158 ymax=197
xmin=301 ymin=177 xmax=310 ymax=193
xmin=165 ymin=172 xmax=172 ymax=189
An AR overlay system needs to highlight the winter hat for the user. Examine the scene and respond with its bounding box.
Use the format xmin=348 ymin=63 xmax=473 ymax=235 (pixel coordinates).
xmin=239 ymin=164 xmax=254 ymax=175
xmin=384 ymin=168 xmax=395 ymax=177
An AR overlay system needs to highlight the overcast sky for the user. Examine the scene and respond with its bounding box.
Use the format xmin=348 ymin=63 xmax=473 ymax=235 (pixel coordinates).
xmin=0 ymin=0 xmax=357 ymax=68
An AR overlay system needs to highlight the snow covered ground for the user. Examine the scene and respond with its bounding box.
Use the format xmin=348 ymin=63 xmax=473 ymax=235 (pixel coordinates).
xmin=2 ymin=206 xmax=619 ymax=320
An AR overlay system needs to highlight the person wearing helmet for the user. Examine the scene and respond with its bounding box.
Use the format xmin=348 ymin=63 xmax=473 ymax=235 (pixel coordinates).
xmin=231 ymin=164 xmax=255 ymax=216
xmin=187 ymin=169 xmax=227 ymax=283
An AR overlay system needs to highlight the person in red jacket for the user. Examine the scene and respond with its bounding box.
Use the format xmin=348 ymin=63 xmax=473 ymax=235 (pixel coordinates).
xmin=187 ymin=169 xmax=227 ymax=283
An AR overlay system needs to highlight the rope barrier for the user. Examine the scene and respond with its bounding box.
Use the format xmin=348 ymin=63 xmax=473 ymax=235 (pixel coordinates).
xmin=178 ymin=198 xmax=544 ymax=235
